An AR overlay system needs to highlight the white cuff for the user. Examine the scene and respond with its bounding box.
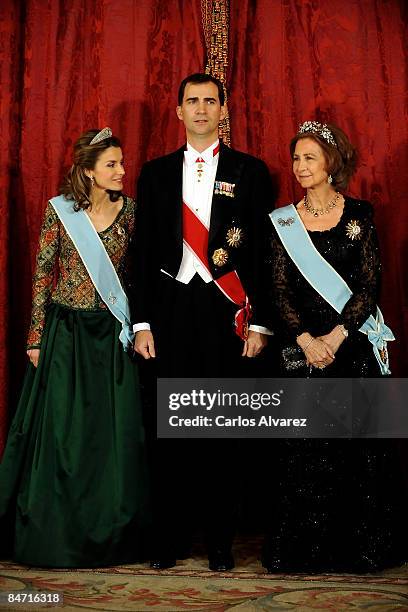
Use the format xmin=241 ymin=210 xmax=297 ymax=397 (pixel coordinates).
xmin=248 ymin=324 xmax=273 ymax=336
xmin=133 ymin=322 xmax=151 ymax=333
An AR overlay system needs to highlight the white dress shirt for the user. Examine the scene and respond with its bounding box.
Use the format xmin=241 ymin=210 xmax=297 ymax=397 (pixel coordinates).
xmin=175 ymin=141 xmax=218 ymax=283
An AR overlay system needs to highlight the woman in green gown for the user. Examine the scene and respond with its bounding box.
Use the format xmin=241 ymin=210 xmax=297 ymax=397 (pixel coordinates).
xmin=0 ymin=128 xmax=150 ymax=567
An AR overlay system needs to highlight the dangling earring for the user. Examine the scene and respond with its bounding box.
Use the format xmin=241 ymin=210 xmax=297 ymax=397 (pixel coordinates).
xmin=90 ymin=175 xmax=95 ymax=186
xmin=327 ymin=174 xmax=333 ymax=184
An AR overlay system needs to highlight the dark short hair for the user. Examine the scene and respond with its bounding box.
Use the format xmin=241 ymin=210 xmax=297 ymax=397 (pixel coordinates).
xmin=60 ymin=129 xmax=122 ymax=210
xmin=178 ymin=73 xmax=225 ymax=105
xmin=290 ymin=123 xmax=357 ymax=190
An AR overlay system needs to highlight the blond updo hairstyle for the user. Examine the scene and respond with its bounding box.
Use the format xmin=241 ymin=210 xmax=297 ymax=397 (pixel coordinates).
xmin=60 ymin=129 xmax=122 ymax=211
xmin=290 ymin=123 xmax=357 ymax=190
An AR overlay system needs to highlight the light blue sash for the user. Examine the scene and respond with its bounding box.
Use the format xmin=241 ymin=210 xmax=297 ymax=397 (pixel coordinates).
xmin=270 ymin=204 xmax=395 ymax=375
xmin=50 ymin=195 xmax=134 ymax=351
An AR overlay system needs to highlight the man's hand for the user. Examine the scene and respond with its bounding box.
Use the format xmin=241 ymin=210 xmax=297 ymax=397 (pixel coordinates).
xmin=242 ymin=330 xmax=268 ymax=358
xmin=134 ymin=330 xmax=156 ymax=359
xmin=27 ymin=348 xmax=40 ymax=368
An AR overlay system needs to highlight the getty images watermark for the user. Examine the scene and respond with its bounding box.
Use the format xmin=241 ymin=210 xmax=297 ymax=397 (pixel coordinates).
xmin=157 ymin=378 xmax=408 ymax=438
xmin=167 ymin=388 xmax=300 ymax=428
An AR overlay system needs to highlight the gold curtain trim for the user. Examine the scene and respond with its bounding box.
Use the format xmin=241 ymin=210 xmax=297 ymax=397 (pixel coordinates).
xmin=201 ymin=0 xmax=231 ymax=146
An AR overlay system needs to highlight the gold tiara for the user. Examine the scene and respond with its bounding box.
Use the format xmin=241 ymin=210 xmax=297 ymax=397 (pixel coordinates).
xmin=89 ymin=127 xmax=112 ymax=145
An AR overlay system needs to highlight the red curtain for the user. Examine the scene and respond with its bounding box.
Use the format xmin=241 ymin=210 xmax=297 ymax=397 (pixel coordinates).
xmin=0 ymin=0 xmax=24 ymax=456
xmin=229 ymin=0 xmax=408 ymax=376
xmin=1 ymin=0 xmax=407 ymax=453
xmin=0 ymin=0 xmax=204 ymax=454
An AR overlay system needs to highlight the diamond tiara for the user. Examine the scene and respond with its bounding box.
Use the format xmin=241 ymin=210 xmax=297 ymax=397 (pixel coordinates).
xmin=298 ymin=121 xmax=337 ymax=148
xmin=89 ymin=127 xmax=113 ymax=145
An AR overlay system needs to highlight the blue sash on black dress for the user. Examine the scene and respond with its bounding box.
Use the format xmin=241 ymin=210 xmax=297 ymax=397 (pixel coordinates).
xmin=270 ymin=204 xmax=394 ymax=375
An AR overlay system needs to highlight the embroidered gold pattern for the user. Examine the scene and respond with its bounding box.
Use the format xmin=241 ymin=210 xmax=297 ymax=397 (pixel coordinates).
xmin=27 ymin=197 xmax=135 ymax=348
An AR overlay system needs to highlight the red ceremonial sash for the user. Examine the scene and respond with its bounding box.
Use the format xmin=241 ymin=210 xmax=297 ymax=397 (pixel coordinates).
xmin=182 ymin=200 xmax=252 ymax=340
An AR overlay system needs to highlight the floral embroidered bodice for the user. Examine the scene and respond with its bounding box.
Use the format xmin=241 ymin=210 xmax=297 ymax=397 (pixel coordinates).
xmin=27 ymin=196 xmax=135 ymax=348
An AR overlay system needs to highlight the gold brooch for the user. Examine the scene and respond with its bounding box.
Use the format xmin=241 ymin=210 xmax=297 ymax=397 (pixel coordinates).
xmin=345 ymin=220 xmax=362 ymax=240
xmin=115 ymin=224 xmax=125 ymax=236
xmin=212 ymin=248 xmax=229 ymax=267
xmin=226 ymin=226 xmax=243 ymax=248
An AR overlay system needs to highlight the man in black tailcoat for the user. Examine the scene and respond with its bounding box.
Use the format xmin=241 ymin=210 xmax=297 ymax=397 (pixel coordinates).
xmin=132 ymin=73 xmax=274 ymax=571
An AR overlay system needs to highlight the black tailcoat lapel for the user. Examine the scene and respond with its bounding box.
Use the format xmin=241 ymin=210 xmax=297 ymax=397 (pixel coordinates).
xmin=208 ymin=142 xmax=245 ymax=247
xmin=164 ymin=146 xmax=184 ymax=253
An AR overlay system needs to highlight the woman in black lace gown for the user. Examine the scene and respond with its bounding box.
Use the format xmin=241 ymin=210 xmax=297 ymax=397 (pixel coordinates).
xmin=262 ymin=122 xmax=406 ymax=573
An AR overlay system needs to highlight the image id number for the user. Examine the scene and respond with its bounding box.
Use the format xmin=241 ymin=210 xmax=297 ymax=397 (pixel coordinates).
xmin=0 ymin=591 xmax=63 ymax=606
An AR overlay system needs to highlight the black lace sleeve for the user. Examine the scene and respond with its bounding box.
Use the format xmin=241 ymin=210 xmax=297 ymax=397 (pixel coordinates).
xmin=340 ymin=211 xmax=381 ymax=332
xmin=271 ymin=232 xmax=304 ymax=338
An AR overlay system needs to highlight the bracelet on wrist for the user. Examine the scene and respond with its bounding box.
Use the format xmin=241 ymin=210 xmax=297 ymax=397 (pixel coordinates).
xmin=338 ymin=324 xmax=348 ymax=338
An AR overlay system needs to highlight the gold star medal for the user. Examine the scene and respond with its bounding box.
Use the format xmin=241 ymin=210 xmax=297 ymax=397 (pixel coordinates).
xmin=226 ymin=226 xmax=243 ymax=248
xmin=212 ymin=248 xmax=229 ymax=267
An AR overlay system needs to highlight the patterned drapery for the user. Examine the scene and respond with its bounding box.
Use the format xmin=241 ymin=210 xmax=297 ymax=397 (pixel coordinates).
xmin=201 ymin=0 xmax=231 ymax=145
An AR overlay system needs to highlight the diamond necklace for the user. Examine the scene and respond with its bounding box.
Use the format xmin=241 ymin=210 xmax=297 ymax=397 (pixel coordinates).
xmin=304 ymin=191 xmax=340 ymax=217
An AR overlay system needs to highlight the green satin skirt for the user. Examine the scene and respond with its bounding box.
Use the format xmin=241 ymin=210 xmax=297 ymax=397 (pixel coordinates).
xmin=0 ymin=303 xmax=150 ymax=567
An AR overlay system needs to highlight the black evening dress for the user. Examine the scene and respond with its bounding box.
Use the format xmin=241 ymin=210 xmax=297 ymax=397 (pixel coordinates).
xmin=262 ymin=197 xmax=406 ymax=573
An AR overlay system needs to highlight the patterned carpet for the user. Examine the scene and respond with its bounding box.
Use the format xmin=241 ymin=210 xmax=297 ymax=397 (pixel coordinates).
xmin=0 ymin=539 xmax=407 ymax=611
